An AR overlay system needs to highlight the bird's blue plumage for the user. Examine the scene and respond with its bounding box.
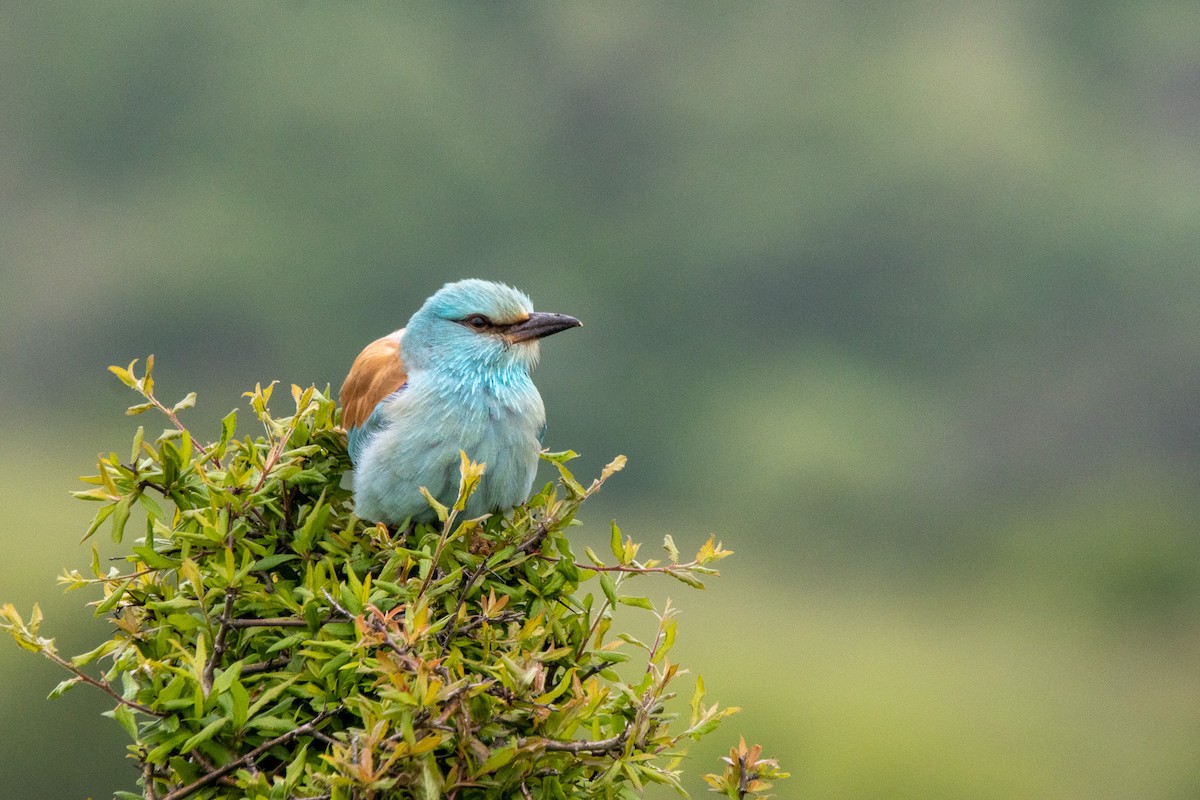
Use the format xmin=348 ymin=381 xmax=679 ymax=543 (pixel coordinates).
xmin=342 ymin=279 xmax=580 ymax=525
xmin=346 ymin=385 xmax=406 ymax=465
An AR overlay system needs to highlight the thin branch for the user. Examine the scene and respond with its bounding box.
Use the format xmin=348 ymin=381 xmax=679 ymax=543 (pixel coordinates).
xmin=62 ymin=566 xmax=163 ymax=586
xmin=308 ymin=729 xmax=341 ymax=749
xmin=452 ymin=610 xmax=522 ymax=638
xmin=322 ymin=590 xmax=353 ymax=620
xmin=227 ymin=616 xmax=335 ymax=628
xmin=141 ymin=391 xmax=210 ymax=459
xmin=570 ymin=560 xmax=688 ymax=574
xmin=417 ymin=505 xmax=465 ymax=598
xmin=189 ymin=749 xmax=241 ymax=787
xmin=250 ymin=410 xmax=307 ymax=494
xmin=515 ymin=518 xmax=553 ymax=556
xmin=438 ymin=561 xmax=490 ymax=646
xmin=161 ymin=711 xmax=333 ymax=800
xmin=36 ymin=647 xmax=164 ymax=717
xmin=143 ymin=763 xmax=160 ymax=800
xmin=574 ymin=593 xmax=613 ymax=662
xmin=518 ymin=729 xmax=628 ymax=754
xmin=241 ymin=656 xmax=292 ymax=676
xmin=202 ymin=587 xmax=237 ymax=695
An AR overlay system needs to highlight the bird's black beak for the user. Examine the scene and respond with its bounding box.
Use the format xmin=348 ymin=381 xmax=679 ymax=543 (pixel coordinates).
xmin=505 ymin=312 xmax=583 ymax=343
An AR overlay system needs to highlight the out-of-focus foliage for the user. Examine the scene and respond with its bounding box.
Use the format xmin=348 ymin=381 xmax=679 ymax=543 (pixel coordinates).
xmin=3 ymin=360 xmax=766 ymax=799
xmin=3 ymin=3 xmax=1200 ymax=798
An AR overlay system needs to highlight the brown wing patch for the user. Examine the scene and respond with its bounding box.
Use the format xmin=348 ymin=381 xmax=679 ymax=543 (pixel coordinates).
xmin=339 ymin=329 xmax=407 ymax=429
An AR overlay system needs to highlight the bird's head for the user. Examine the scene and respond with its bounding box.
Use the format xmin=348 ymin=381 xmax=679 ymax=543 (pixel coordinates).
xmin=402 ymin=279 xmax=581 ymax=374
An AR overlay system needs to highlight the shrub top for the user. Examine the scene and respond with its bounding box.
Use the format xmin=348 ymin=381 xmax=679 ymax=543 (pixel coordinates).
xmin=3 ymin=358 xmax=785 ymax=800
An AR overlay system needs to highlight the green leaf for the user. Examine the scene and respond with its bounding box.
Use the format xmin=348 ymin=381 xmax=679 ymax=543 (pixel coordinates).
xmin=317 ymin=649 xmax=355 ymax=677
xmin=582 ymin=546 xmax=606 ymax=567
xmin=70 ymin=639 xmax=117 ymax=667
xmin=663 ymin=534 xmax=680 ymax=563
xmin=135 ymin=491 xmax=166 ymax=521
xmin=130 ymin=425 xmax=145 ymax=464
xmin=476 ymin=744 xmax=517 ymax=775
xmin=71 ymin=487 xmax=117 ymax=502
xmin=108 ymin=362 xmax=139 ymax=389
xmin=95 ymin=579 xmax=131 ymax=614
xmin=179 ymin=717 xmax=228 ymax=753
xmin=81 ymin=502 xmax=117 ymax=542
xmin=229 ymin=679 xmax=250 ymax=729
xmin=215 ymin=408 xmax=238 ymax=458
xmin=251 ymin=553 xmax=299 ymax=571
xmin=689 ymin=676 xmax=705 ymax=723
xmin=246 ymin=673 xmax=301 ymax=718
xmin=210 ymin=662 xmax=243 ymax=696
xmin=132 ymin=544 xmax=176 ymax=570
xmin=599 ymin=573 xmax=618 ymax=607
xmin=418 ymin=485 xmax=449 ymax=522
xmin=111 ymin=703 xmax=139 ymax=740
xmin=47 ymin=677 xmax=81 ymax=700
xmin=667 ymin=569 xmax=706 ymax=589
xmin=109 ymin=494 xmax=134 ymax=543
xmin=250 ymin=715 xmax=301 ymax=734
xmin=552 ymin=459 xmax=587 ymax=496
xmin=285 ymin=742 xmax=309 ymax=787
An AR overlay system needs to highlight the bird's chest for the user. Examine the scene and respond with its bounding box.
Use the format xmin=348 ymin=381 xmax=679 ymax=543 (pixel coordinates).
xmin=379 ymin=377 xmax=544 ymax=480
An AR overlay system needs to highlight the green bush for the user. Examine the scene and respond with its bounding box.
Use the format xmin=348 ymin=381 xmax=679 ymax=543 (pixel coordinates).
xmin=3 ymin=358 xmax=785 ymax=799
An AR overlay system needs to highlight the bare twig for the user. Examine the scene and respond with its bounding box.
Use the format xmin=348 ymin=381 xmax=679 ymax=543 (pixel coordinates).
xmin=417 ymin=508 xmax=464 ymax=598
xmin=62 ymin=566 xmax=162 ymax=585
xmin=241 ymin=656 xmax=293 ymax=676
xmin=189 ymin=749 xmax=241 ymax=786
xmin=227 ymin=616 xmax=334 ymax=628
xmin=202 ymin=587 xmax=237 ymax=695
xmin=143 ymin=763 xmax=160 ymax=800
xmin=250 ymin=408 xmax=309 ymax=494
xmin=518 ymin=729 xmax=628 ymax=754
xmin=308 ymin=729 xmax=341 ymax=749
xmin=161 ymin=711 xmax=333 ymax=800
xmin=515 ymin=518 xmax=553 ymax=555
xmin=452 ymin=610 xmax=522 ymax=638
xmin=35 ymin=648 xmax=164 ymax=717
xmin=574 ymin=594 xmax=612 ymax=662
xmin=438 ymin=561 xmax=490 ymax=646
xmin=570 ymin=560 xmax=692 ymax=574
xmin=321 ymin=590 xmax=356 ymax=624
xmin=147 ymin=396 xmax=209 ymax=457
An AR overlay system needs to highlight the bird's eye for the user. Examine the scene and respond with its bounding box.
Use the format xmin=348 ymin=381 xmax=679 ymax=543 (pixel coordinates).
xmin=465 ymin=314 xmax=489 ymax=330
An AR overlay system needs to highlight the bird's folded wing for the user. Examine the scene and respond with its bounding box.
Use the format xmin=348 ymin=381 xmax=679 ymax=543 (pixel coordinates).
xmin=340 ymin=329 xmax=408 ymax=432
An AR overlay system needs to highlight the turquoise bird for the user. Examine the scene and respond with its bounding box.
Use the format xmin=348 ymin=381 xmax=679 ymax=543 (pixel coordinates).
xmin=339 ymin=279 xmax=581 ymax=525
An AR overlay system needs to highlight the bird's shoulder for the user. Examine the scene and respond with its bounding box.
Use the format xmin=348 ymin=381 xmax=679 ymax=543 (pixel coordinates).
xmin=340 ymin=328 xmax=407 ymax=430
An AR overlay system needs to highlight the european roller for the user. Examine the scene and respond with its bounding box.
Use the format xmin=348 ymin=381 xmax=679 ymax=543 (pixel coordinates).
xmin=339 ymin=279 xmax=581 ymax=525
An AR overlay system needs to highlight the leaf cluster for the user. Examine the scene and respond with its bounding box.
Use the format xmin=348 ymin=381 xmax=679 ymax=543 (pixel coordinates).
xmin=2 ymin=358 xmax=782 ymax=800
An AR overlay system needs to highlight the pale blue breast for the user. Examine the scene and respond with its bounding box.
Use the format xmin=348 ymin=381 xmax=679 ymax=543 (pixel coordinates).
xmin=351 ymin=370 xmax=545 ymax=525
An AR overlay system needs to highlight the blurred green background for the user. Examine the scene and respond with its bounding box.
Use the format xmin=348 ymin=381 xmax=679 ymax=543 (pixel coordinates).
xmin=3 ymin=4 xmax=1200 ymax=798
